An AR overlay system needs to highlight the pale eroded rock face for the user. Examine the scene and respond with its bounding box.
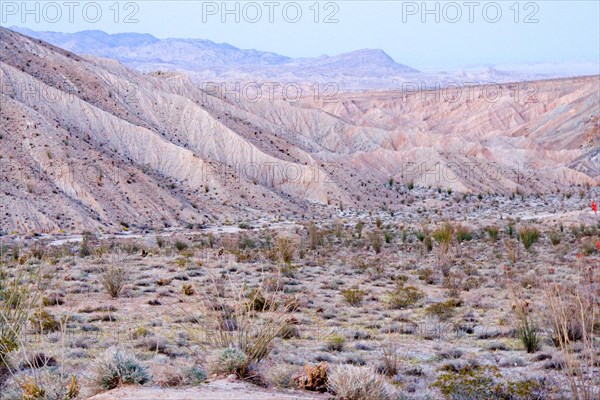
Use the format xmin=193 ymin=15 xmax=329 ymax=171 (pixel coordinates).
xmin=0 ymin=27 xmax=598 ymax=234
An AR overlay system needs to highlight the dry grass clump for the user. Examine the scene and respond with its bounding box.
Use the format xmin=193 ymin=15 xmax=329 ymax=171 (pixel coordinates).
xmin=297 ymin=362 xmax=328 ymax=392
xmin=328 ymin=364 xmax=394 ymax=400
xmin=546 ymin=274 xmax=599 ymax=400
xmin=19 ymin=374 xmax=80 ymax=400
xmin=276 ymin=236 xmax=296 ymax=265
xmin=196 ymin=276 xmax=293 ymax=367
xmin=1 ymin=269 xmax=39 ymax=366
xmin=100 ymin=266 xmax=126 ymax=298
xmin=370 ymin=229 xmax=383 ymax=254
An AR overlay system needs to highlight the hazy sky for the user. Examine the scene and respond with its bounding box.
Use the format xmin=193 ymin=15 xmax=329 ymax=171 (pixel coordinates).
xmin=2 ymin=0 xmax=599 ymax=69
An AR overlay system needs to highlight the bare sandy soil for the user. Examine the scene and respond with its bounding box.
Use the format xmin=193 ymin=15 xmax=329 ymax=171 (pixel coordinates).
xmin=87 ymin=380 xmax=328 ymax=400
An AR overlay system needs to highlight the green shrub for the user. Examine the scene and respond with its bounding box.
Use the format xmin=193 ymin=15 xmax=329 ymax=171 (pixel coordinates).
xmin=426 ymin=299 xmax=461 ymax=321
xmin=1 ymin=272 xmax=37 ymax=362
xmin=484 ymin=226 xmax=499 ymax=241
xmin=515 ymin=302 xmax=540 ymax=353
xmin=174 ymin=240 xmax=188 ymax=251
xmin=383 ymin=231 xmax=393 ymax=244
xmin=519 ymin=227 xmax=540 ymax=251
xmin=326 ymin=334 xmax=346 ymax=352
xmin=433 ymin=365 xmax=547 ymax=400
xmin=30 ymin=309 xmax=61 ymax=334
xmin=356 ymin=222 xmax=364 ymax=238
xmin=432 ymin=223 xmax=453 ymax=249
xmin=341 ymin=286 xmax=366 ymax=306
xmin=455 ymin=225 xmax=473 ymax=242
xmin=93 ymin=350 xmax=149 ymax=390
xmin=214 ymin=347 xmax=248 ymax=375
xmin=386 ymin=282 xmax=424 ymax=309
xmin=186 ymin=366 xmax=207 ymax=384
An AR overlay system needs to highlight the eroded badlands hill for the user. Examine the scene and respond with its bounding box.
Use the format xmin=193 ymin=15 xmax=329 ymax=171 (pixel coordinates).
xmin=0 ymin=27 xmax=598 ymax=234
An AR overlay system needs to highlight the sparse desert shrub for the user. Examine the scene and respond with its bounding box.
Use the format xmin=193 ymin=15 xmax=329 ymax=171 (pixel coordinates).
xmin=267 ymin=363 xmax=299 ymax=389
xmin=276 ymin=236 xmax=295 ymax=265
xmin=278 ymin=319 xmax=300 ymax=339
xmin=548 ymin=230 xmax=561 ymax=246
xmin=581 ymin=237 xmax=599 ymax=255
xmin=418 ymin=268 xmax=436 ymax=284
xmin=355 ymin=221 xmax=364 ymax=238
xmin=186 ymin=366 xmax=207 ymax=384
xmin=1 ymin=271 xmax=38 ymax=364
xmin=79 ymin=235 xmax=91 ymax=258
xmin=308 ymin=222 xmax=323 ymax=250
xmin=341 ymin=286 xmax=365 ymax=306
xmin=424 ymin=235 xmax=433 ymax=252
xmin=432 ymin=222 xmax=453 ymax=250
xmin=245 ymin=288 xmax=271 ymax=312
xmin=30 ymin=309 xmax=60 ymax=334
xmin=238 ymin=222 xmax=251 ymax=230
xmin=426 ymin=299 xmax=461 ymax=321
xmin=198 ymin=277 xmax=292 ymax=364
xmin=297 ymin=362 xmax=328 ymax=393
xmin=546 ymin=278 xmax=598 ymax=400
xmin=383 ymin=231 xmax=393 ymax=244
xmin=328 ymin=364 xmax=394 ymax=400
xmin=519 ymin=227 xmax=540 ymax=251
xmin=454 ymin=225 xmax=473 ymax=242
xmin=93 ymin=349 xmax=149 ymax=390
xmin=174 ymin=240 xmax=188 ymax=251
xmin=378 ymin=342 xmax=400 ymax=377
xmin=100 ymin=266 xmax=126 ymax=298
xmin=19 ymin=374 xmax=80 ymax=400
xmin=212 ymin=347 xmax=248 ymax=376
xmin=370 ymin=229 xmax=383 ymax=254
xmin=386 ymin=281 xmax=424 ymax=309
xmin=326 ymin=334 xmax=346 ymax=352
xmin=515 ymin=303 xmax=540 ymax=354
xmin=433 ymin=365 xmax=548 ymax=400
xmin=484 ymin=225 xmax=500 ymax=241
xmin=182 ymin=283 xmax=195 ymax=296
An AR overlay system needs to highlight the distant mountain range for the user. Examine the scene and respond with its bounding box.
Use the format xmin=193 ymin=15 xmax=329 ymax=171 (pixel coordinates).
xmin=11 ymin=27 xmax=598 ymax=90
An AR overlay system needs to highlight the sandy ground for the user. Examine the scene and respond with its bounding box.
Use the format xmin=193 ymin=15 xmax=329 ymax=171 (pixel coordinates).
xmin=87 ymin=379 xmax=328 ymax=400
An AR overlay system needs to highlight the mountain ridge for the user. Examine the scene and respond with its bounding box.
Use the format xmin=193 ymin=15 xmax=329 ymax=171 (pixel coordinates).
xmin=1 ymin=27 xmax=598 ymax=234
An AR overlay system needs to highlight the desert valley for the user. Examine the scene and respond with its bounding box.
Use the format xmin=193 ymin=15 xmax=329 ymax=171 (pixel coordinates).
xmin=0 ymin=25 xmax=599 ymax=400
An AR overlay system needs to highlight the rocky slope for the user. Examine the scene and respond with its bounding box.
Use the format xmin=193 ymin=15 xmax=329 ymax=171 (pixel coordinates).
xmin=0 ymin=27 xmax=598 ymax=234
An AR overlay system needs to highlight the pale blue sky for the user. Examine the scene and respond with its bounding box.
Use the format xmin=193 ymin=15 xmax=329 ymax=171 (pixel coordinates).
xmin=2 ymin=1 xmax=599 ymax=69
